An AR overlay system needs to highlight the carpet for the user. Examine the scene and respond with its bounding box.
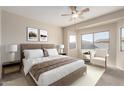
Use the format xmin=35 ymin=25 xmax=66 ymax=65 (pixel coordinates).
xmin=0 ymin=82 xmax=3 ymax=86
xmin=2 ymin=72 xmax=23 ymax=82
xmin=71 ymin=65 xmax=105 ymax=86
xmin=96 ymin=67 xmax=124 ymax=86
xmin=3 ymin=77 xmax=28 ymax=86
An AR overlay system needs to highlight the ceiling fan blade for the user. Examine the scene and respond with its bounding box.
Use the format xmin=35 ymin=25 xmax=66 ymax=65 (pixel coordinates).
xmin=61 ymin=14 xmax=72 ymax=16
xmin=78 ymin=8 xmax=90 ymax=15
xmin=69 ymin=6 xmax=77 ymax=13
xmin=82 ymin=8 xmax=90 ymax=12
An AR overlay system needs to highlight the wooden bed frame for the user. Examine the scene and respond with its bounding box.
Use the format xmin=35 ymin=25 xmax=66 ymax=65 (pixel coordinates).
xmin=20 ymin=43 xmax=87 ymax=86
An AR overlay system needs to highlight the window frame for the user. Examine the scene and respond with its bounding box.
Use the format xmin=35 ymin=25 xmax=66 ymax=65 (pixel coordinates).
xmin=81 ymin=31 xmax=110 ymax=50
xmin=81 ymin=32 xmax=94 ymax=49
xmin=69 ymin=34 xmax=77 ymax=49
xmin=120 ymin=27 xmax=124 ymax=52
xmin=94 ymin=31 xmax=110 ymax=50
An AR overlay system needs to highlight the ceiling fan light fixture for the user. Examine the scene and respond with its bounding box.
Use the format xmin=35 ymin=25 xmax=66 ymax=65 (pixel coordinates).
xmin=72 ymin=13 xmax=79 ymax=18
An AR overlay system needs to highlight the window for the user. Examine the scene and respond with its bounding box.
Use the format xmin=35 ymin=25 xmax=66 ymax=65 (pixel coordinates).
xmin=69 ymin=34 xmax=76 ymax=49
xmin=121 ymin=28 xmax=124 ymax=51
xmin=94 ymin=32 xmax=109 ymax=49
xmin=81 ymin=31 xmax=109 ymax=49
xmin=81 ymin=33 xmax=94 ymax=49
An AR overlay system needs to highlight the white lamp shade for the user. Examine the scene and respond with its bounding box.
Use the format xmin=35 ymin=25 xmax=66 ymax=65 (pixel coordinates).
xmin=8 ymin=44 xmax=18 ymax=52
xmin=59 ymin=44 xmax=64 ymax=49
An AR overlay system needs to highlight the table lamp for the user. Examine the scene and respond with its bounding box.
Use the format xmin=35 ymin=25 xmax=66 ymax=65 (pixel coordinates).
xmin=8 ymin=44 xmax=18 ymax=61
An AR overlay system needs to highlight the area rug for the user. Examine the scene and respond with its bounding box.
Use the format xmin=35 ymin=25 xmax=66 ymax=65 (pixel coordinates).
xmin=96 ymin=67 xmax=124 ymax=86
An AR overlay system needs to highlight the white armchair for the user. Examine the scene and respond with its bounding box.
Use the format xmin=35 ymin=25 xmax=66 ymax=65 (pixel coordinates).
xmin=91 ymin=49 xmax=109 ymax=68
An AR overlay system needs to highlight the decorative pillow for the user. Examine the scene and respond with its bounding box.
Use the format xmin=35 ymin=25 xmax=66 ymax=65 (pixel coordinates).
xmin=43 ymin=48 xmax=49 ymax=57
xmin=23 ymin=49 xmax=44 ymax=59
xmin=46 ymin=49 xmax=58 ymax=56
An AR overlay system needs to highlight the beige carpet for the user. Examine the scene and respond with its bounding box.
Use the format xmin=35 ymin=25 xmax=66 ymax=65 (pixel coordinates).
xmin=2 ymin=65 xmax=105 ymax=86
xmin=3 ymin=77 xmax=28 ymax=86
xmin=96 ymin=67 xmax=124 ymax=86
xmin=71 ymin=65 xmax=105 ymax=86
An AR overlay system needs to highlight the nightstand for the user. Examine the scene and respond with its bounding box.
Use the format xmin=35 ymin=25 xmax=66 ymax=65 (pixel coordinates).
xmin=2 ymin=60 xmax=21 ymax=77
xmin=59 ymin=53 xmax=66 ymax=55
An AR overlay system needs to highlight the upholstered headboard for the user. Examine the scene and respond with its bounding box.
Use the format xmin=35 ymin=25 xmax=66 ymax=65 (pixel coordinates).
xmin=20 ymin=44 xmax=56 ymax=61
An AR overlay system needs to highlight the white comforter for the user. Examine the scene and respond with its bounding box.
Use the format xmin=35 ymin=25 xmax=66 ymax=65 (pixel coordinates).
xmin=23 ymin=55 xmax=85 ymax=86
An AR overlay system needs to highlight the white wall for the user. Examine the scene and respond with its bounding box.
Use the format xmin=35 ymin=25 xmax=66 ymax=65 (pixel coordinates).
xmin=1 ymin=10 xmax=63 ymax=62
xmin=116 ymin=19 xmax=124 ymax=70
xmin=0 ymin=9 xmax=2 ymax=79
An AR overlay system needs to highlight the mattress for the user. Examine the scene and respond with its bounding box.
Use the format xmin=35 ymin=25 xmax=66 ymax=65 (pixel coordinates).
xmin=23 ymin=55 xmax=85 ymax=86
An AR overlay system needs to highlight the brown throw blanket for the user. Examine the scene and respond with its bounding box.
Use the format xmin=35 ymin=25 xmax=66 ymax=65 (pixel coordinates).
xmin=30 ymin=57 xmax=79 ymax=81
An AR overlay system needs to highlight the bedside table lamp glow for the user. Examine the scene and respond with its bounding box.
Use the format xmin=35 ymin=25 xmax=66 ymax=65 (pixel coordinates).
xmin=59 ymin=44 xmax=64 ymax=53
xmin=8 ymin=44 xmax=18 ymax=61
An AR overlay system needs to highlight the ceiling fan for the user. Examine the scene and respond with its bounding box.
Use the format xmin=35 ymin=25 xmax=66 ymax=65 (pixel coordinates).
xmin=61 ymin=6 xmax=89 ymax=20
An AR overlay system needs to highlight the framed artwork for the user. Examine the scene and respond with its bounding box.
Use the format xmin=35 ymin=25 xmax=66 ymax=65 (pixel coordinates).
xmin=27 ymin=27 xmax=38 ymax=41
xmin=39 ymin=29 xmax=48 ymax=42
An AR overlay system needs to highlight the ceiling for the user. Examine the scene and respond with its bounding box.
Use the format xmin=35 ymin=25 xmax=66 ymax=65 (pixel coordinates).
xmin=1 ymin=6 xmax=124 ymax=27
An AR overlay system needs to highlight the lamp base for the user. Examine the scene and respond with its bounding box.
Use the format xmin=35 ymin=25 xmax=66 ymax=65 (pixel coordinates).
xmin=60 ymin=48 xmax=63 ymax=54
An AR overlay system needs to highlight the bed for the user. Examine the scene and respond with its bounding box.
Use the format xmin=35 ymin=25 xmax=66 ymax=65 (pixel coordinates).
xmin=20 ymin=44 xmax=87 ymax=86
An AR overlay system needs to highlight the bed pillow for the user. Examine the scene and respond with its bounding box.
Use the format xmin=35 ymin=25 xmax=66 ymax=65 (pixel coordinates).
xmin=46 ymin=49 xmax=58 ymax=56
xmin=43 ymin=48 xmax=49 ymax=57
xmin=23 ymin=49 xmax=44 ymax=59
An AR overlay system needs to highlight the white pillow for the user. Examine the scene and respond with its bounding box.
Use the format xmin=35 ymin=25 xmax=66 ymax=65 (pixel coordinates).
xmin=47 ymin=49 xmax=58 ymax=56
xmin=23 ymin=49 xmax=44 ymax=59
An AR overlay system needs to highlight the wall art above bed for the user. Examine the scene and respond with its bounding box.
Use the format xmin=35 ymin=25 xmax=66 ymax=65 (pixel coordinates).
xmin=26 ymin=27 xmax=48 ymax=42
xmin=27 ymin=27 xmax=39 ymax=41
xmin=39 ymin=29 xmax=48 ymax=42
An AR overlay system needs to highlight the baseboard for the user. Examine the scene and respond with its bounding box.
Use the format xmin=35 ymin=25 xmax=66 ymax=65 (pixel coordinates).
xmin=107 ymin=64 xmax=116 ymax=68
xmin=116 ymin=66 xmax=124 ymax=71
xmin=107 ymin=64 xmax=124 ymax=71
